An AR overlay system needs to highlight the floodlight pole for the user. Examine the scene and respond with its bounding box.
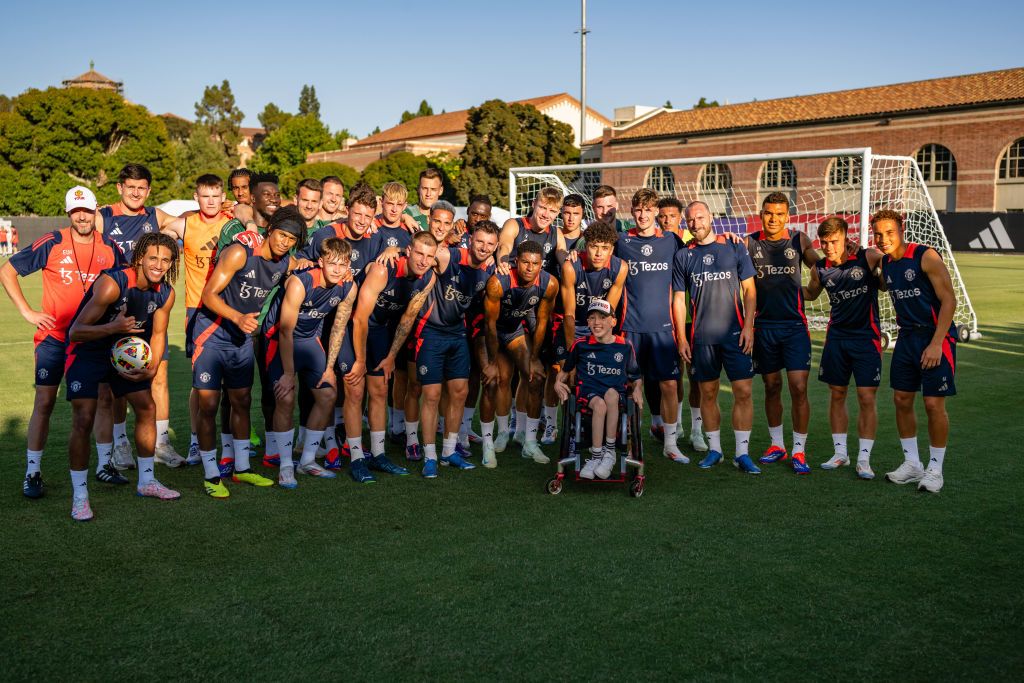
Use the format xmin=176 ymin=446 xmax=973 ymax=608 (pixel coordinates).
xmin=580 ymin=0 xmax=589 ymax=148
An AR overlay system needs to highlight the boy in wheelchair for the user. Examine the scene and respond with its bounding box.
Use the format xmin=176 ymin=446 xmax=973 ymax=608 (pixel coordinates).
xmin=554 ymin=299 xmax=642 ymax=479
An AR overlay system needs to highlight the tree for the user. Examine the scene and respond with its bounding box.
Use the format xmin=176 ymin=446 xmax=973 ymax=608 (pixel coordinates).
xmin=258 ymin=102 xmax=292 ymax=134
xmin=194 ymin=79 xmax=243 ymax=164
xmin=298 ymin=85 xmax=320 ymax=120
xmin=170 ymin=124 xmax=232 ymax=196
xmin=248 ymin=114 xmax=333 ymax=176
xmin=333 ymin=129 xmax=352 ymax=149
xmin=0 ymin=87 xmax=174 ymax=214
xmin=161 ymin=114 xmax=193 ymax=143
xmin=694 ymin=97 xmax=720 ymax=109
xmin=280 ymin=162 xmax=360 ymax=198
xmin=400 ymin=99 xmax=434 ymax=124
xmin=426 ymin=152 xmax=463 ymax=185
xmin=0 ymin=94 xmax=12 ymax=113
xmin=454 ymin=100 xmax=577 ymax=206
xmin=361 ymin=151 xmax=451 ymax=200
xmin=369 ymin=126 xmax=381 ymax=136
xmin=664 ymin=100 xmax=673 ymax=109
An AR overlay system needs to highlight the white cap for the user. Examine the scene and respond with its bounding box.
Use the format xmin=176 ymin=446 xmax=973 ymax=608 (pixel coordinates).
xmin=65 ymin=186 xmax=97 ymax=213
xmin=587 ymin=298 xmax=613 ymax=316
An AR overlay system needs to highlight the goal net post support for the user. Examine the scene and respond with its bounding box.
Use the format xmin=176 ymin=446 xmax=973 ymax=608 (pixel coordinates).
xmin=509 ymin=147 xmax=979 ymax=341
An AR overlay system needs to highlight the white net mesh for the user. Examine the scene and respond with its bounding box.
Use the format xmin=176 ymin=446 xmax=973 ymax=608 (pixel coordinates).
xmin=510 ymin=151 xmax=978 ymax=339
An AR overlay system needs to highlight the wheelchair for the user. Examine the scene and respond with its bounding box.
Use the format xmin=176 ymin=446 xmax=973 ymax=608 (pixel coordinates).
xmin=545 ymin=388 xmax=646 ymax=497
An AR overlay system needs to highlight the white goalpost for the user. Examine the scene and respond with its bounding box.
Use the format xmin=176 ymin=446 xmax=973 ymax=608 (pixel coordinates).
xmin=509 ymin=147 xmax=979 ymax=344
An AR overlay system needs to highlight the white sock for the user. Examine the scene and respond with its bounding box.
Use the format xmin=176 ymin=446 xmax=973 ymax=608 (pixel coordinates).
xmin=392 ymin=408 xmax=406 ymax=435
xmin=26 ymin=449 xmax=42 ymax=476
xmin=424 ymin=443 xmax=438 ymax=461
xmin=663 ymin=422 xmax=679 ymax=451
xmin=370 ymin=431 xmax=386 ymax=457
xmin=900 ymin=437 xmax=921 ymax=466
xmin=301 ymin=430 xmax=324 ymax=466
xmin=96 ymin=442 xmax=113 ymax=471
xmin=348 ymin=437 xmax=365 ymax=462
xmin=137 ymin=456 xmax=155 ymax=486
xmin=323 ymin=426 xmax=339 ymax=454
xmin=442 ymin=433 xmax=458 ymax=457
xmin=233 ymin=439 xmax=251 ymax=471
xmin=792 ymin=431 xmax=807 ymax=454
xmin=201 ymin=449 xmax=219 ymax=479
xmin=928 ymin=445 xmax=945 ymax=472
xmin=461 ymin=407 xmax=474 ymax=437
xmin=264 ymin=432 xmax=279 ymax=460
xmin=708 ymin=430 xmax=722 ymax=453
xmin=114 ymin=421 xmax=128 ymax=446
xmin=526 ymin=417 xmax=540 ymax=444
xmin=70 ymin=469 xmax=89 ymax=501
xmin=734 ymin=430 xmax=751 ymax=458
xmin=220 ymin=433 xmax=234 ymax=460
xmin=496 ymin=414 xmax=510 ymax=434
xmin=768 ymin=424 xmax=784 ymax=449
xmin=156 ymin=419 xmax=170 ymax=447
xmin=515 ymin=410 xmax=527 ymax=436
xmin=277 ymin=430 xmax=295 ymax=469
xmin=406 ymin=420 xmax=419 ymax=446
xmin=858 ymin=438 xmax=874 ymax=463
xmin=543 ymin=405 xmax=557 ymax=426
xmin=690 ymin=406 xmax=702 ymax=432
xmin=832 ymin=433 xmax=848 ymax=458
xmin=651 ymin=414 xmax=663 ymax=428
xmin=481 ymin=421 xmax=494 ymax=447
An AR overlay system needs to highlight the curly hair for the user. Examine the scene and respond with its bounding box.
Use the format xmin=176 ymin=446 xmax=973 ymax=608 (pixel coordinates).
xmin=131 ymin=232 xmax=179 ymax=284
xmin=870 ymin=208 xmax=904 ymax=230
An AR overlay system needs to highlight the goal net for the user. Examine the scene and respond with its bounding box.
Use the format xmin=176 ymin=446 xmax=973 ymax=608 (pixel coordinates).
xmin=509 ymin=148 xmax=979 ymax=342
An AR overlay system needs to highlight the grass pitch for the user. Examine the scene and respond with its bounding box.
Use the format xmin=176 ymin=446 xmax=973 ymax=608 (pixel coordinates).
xmin=1 ymin=252 xmax=1022 ymax=680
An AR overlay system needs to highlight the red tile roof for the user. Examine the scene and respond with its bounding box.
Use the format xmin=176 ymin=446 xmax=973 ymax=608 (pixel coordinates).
xmin=612 ymin=68 xmax=1024 ymax=143
xmin=355 ymin=93 xmax=610 ymax=146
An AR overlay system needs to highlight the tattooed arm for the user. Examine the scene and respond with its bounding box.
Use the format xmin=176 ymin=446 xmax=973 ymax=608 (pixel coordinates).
xmin=318 ymin=284 xmax=358 ymax=388
xmin=376 ymin=273 xmax=436 ymax=381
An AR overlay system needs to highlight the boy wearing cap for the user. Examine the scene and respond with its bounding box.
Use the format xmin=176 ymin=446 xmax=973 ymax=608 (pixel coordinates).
xmin=553 ymin=299 xmax=643 ymax=480
xmin=1 ymin=186 xmax=126 ymax=498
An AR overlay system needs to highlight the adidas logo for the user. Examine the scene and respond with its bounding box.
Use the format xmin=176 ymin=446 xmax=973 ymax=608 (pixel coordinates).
xmin=110 ymin=226 xmax=123 ymax=236
xmin=60 ymin=255 xmax=74 ymax=264
xmin=969 ymin=218 xmax=1016 ymax=250
xmin=243 ymin=269 xmax=256 ymax=279
xmin=586 ymin=352 xmax=597 ymax=359
xmin=203 ymin=238 xmax=218 ymax=251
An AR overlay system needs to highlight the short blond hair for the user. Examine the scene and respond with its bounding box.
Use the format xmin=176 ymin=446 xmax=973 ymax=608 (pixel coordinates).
xmin=381 ymin=181 xmax=408 ymax=203
xmin=536 ymin=186 xmax=563 ymax=209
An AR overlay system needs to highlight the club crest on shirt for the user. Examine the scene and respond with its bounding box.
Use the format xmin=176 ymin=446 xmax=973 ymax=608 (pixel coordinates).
xmin=351 ymin=249 xmax=360 ymax=262
xmin=329 ymin=296 xmax=341 ymax=307
xmin=904 ymin=269 xmax=916 ymax=281
xmin=147 ymin=301 xmax=158 ymax=314
xmin=614 ymin=352 xmax=623 ymax=363
xmin=703 ymin=254 xmax=715 ymax=266
xmin=641 ymin=244 xmax=653 ymax=256
xmin=271 ymin=272 xmax=282 ymax=283
xmin=37 ymin=368 xmax=49 ymax=380
xmin=602 ymin=278 xmax=612 ymax=290
xmin=419 ymin=365 xmax=427 ymax=376
xmin=200 ymin=372 xmax=212 ymax=383
xmin=784 ymin=247 xmax=797 ymax=260
xmin=70 ymin=381 xmax=83 ymax=392
xmin=527 ymin=296 xmax=539 ymax=306
xmin=143 ymin=222 xmax=154 ymax=233
xmin=850 ymin=267 xmax=864 ymax=280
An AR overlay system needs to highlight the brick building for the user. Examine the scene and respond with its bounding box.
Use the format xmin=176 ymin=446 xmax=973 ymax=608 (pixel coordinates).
xmin=597 ymin=68 xmax=1024 ymax=213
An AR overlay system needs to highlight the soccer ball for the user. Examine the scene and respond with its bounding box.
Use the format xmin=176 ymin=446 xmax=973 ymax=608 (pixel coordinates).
xmin=111 ymin=336 xmax=152 ymax=374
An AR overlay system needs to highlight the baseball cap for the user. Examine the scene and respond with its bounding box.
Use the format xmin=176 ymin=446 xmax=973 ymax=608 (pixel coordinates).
xmin=65 ymin=186 xmax=97 ymax=212
xmin=587 ymin=299 xmax=613 ymax=316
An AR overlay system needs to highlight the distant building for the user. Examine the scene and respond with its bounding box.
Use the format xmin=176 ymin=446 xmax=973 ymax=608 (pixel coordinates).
xmin=62 ymin=61 xmax=123 ymax=96
xmin=308 ymin=93 xmax=611 ymax=172
xmin=238 ymin=127 xmax=266 ymax=167
xmin=598 ymin=68 xmax=1024 ymax=213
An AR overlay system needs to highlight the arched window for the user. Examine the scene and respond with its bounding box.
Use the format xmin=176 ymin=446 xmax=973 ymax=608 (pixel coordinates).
xmin=996 ymin=138 xmax=1024 ymax=211
xmin=828 ymin=156 xmax=862 ymax=213
xmin=915 ymin=144 xmax=957 ymax=211
xmin=699 ymin=163 xmax=733 ymax=216
xmin=759 ymin=160 xmax=797 ymax=206
xmin=645 ymin=166 xmax=675 ymax=195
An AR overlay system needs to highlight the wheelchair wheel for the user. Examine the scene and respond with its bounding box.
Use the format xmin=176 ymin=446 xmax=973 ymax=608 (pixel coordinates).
xmin=546 ymin=477 xmax=563 ymax=495
xmin=629 ymin=477 xmax=645 ymax=498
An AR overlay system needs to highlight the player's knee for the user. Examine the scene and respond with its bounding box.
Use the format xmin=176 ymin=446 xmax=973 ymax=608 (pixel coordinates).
xmin=893 ymin=391 xmax=915 ymax=410
xmin=229 ymin=391 xmax=251 ymax=413
xmin=830 ymin=385 xmax=849 ymax=402
xmin=71 ymin=405 xmax=95 ymax=433
xmin=923 ymin=396 xmax=946 ymax=418
xmin=763 ymin=375 xmax=783 ymax=397
xmin=856 ymin=388 xmax=876 ymax=408
xmin=421 ymin=385 xmax=441 ymax=404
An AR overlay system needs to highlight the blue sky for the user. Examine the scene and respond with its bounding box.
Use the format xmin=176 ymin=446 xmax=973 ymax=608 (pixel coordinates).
xmin=2 ymin=0 xmax=1019 ymax=138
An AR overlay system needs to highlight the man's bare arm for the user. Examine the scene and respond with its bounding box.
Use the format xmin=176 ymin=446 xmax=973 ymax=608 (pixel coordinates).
xmin=325 ymin=285 xmax=358 ymax=370
xmin=386 ymin=275 xmax=435 ymax=358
